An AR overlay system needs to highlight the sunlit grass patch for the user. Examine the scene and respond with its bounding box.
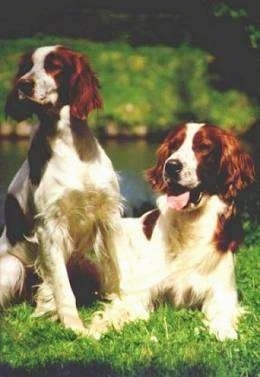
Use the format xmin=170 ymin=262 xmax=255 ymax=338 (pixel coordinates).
xmin=0 ymin=230 xmax=259 ymax=376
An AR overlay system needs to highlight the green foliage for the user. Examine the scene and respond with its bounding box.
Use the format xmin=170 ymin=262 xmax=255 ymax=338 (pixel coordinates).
xmin=0 ymin=36 xmax=259 ymax=135
xmin=247 ymin=25 xmax=260 ymax=49
xmin=213 ymin=2 xmax=260 ymax=50
xmin=213 ymin=3 xmax=247 ymax=19
xmin=0 ymin=227 xmax=259 ymax=376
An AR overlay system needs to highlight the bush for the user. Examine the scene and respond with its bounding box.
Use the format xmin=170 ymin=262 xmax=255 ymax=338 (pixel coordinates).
xmin=0 ymin=36 xmax=258 ymax=135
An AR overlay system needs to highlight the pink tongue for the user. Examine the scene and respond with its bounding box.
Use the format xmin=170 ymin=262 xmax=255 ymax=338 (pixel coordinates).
xmin=167 ymin=192 xmax=190 ymax=211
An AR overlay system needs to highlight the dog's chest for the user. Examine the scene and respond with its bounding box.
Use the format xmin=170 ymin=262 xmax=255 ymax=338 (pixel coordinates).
xmin=163 ymin=196 xmax=226 ymax=255
xmin=160 ymin=197 xmax=228 ymax=298
xmin=33 ymin=135 xmax=117 ymax=211
xmin=118 ymin=218 xmax=169 ymax=294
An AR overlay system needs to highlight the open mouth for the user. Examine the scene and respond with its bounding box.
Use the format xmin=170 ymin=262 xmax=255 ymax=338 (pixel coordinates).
xmin=166 ymin=184 xmax=203 ymax=211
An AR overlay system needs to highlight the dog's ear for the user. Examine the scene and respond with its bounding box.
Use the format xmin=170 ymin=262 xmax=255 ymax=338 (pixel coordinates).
xmin=218 ymin=131 xmax=255 ymax=202
xmin=146 ymin=137 xmax=172 ymax=192
xmin=69 ymin=53 xmax=102 ymax=120
xmin=146 ymin=125 xmax=186 ymax=192
xmin=5 ymin=52 xmax=35 ymax=121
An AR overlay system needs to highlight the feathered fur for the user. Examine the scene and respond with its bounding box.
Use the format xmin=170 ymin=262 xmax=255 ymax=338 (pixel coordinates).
xmin=0 ymin=46 xmax=121 ymax=335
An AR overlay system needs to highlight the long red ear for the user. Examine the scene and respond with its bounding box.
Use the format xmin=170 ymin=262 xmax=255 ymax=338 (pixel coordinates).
xmin=146 ymin=125 xmax=186 ymax=192
xmin=69 ymin=53 xmax=102 ymax=120
xmin=146 ymin=136 xmax=172 ymax=192
xmin=218 ymin=131 xmax=255 ymax=202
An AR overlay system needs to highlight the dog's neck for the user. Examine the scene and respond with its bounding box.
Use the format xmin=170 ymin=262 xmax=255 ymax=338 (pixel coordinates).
xmin=156 ymin=194 xmax=227 ymax=250
xmin=27 ymin=105 xmax=99 ymax=185
xmin=37 ymin=105 xmax=99 ymax=159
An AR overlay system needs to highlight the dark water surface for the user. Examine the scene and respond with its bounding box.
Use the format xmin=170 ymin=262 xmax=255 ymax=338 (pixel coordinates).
xmin=0 ymin=139 xmax=158 ymax=224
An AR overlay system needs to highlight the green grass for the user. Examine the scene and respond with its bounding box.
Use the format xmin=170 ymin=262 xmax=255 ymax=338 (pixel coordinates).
xmin=0 ymin=36 xmax=259 ymax=134
xmin=0 ymin=231 xmax=259 ymax=377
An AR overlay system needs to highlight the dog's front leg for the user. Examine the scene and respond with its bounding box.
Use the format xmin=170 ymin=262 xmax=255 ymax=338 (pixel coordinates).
xmin=35 ymin=223 xmax=86 ymax=335
xmin=87 ymin=292 xmax=151 ymax=339
xmin=202 ymin=258 xmax=242 ymax=341
xmin=202 ymin=289 xmax=242 ymax=341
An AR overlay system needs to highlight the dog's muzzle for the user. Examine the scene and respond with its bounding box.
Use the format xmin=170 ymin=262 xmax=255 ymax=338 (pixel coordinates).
xmin=164 ymin=159 xmax=183 ymax=182
xmin=17 ymin=79 xmax=34 ymax=100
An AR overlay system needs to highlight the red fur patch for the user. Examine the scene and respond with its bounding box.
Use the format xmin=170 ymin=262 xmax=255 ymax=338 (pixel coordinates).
xmin=67 ymin=254 xmax=100 ymax=305
xmin=142 ymin=209 xmax=160 ymax=240
xmin=45 ymin=47 xmax=103 ymax=119
xmin=193 ymin=124 xmax=255 ymax=201
xmin=214 ymin=204 xmax=244 ymax=253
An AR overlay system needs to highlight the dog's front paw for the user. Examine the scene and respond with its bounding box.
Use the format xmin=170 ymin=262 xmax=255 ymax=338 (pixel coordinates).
xmin=85 ymin=326 xmax=103 ymax=340
xmin=86 ymin=313 xmax=111 ymax=340
xmin=32 ymin=307 xmax=89 ymax=336
xmin=205 ymin=319 xmax=238 ymax=341
xmin=32 ymin=307 xmax=58 ymax=320
xmin=61 ymin=313 xmax=87 ymax=335
xmin=56 ymin=308 xmax=87 ymax=335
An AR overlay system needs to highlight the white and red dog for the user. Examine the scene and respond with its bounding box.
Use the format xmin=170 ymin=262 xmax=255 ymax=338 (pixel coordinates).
xmin=0 ymin=46 xmax=122 ymax=334
xmin=87 ymin=122 xmax=254 ymax=341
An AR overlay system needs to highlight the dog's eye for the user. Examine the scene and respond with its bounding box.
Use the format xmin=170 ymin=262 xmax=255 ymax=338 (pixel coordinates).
xmin=170 ymin=140 xmax=183 ymax=152
xmin=197 ymin=142 xmax=213 ymax=153
xmin=45 ymin=59 xmax=62 ymax=72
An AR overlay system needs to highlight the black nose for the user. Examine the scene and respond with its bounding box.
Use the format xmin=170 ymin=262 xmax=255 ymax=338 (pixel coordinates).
xmin=17 ymin=79 xmax=34 ymax=97
xmin=165 ymin=159 xmax=183 ymax=178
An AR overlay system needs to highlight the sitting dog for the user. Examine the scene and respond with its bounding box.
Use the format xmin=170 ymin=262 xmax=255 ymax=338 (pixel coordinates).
xmin=87 ymin=122 xmax=254 ymax=341
xmin=0 ymin=46 xmax=122 ymax=335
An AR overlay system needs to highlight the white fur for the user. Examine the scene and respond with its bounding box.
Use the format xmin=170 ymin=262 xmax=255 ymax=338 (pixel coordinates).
xmin=165 ymin=122 xmax=204 ymax=188
xmin=0 ymin=253 xmax=25 ymax=307
xmin=19 ymin=46 xmax=59 ymax=105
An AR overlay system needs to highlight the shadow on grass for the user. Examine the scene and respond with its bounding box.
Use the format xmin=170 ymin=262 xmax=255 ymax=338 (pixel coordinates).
xmin=0 ymin=361 xmax=214 ymax=377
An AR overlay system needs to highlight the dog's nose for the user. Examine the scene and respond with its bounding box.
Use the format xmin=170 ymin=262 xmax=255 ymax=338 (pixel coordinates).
xmin=17 ymin=79 xmax=34 ymax=97
xmin=165 ymin=159 xmax=183 ymax=178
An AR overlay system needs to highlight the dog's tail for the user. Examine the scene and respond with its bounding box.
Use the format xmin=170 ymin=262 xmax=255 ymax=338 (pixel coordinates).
xmin=0 ymin=252 xmax=25 ymax=308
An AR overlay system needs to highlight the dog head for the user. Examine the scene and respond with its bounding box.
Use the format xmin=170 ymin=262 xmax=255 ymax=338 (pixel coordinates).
xmin=147 ymin=123 xmax=255 ymax=211
xmin=5 ymin=46 xmax=102 ymax=121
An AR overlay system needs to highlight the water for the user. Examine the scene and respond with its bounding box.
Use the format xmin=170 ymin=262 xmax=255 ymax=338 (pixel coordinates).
xmin=0 ymin=139 xmax=158 ymax=224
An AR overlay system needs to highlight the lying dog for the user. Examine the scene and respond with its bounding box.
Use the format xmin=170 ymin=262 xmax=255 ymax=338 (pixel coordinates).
xmin=0 ymin=46 xmax=122 ymax=335
xmin=87 ymin=122 xmax=254 ymax=341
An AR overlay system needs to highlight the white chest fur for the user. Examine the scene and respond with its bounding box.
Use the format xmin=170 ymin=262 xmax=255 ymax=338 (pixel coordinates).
xmin=117 ymin=194 xmax=228 ymax=302
xmin=33 ymin=107 xmax=118 ymax=212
